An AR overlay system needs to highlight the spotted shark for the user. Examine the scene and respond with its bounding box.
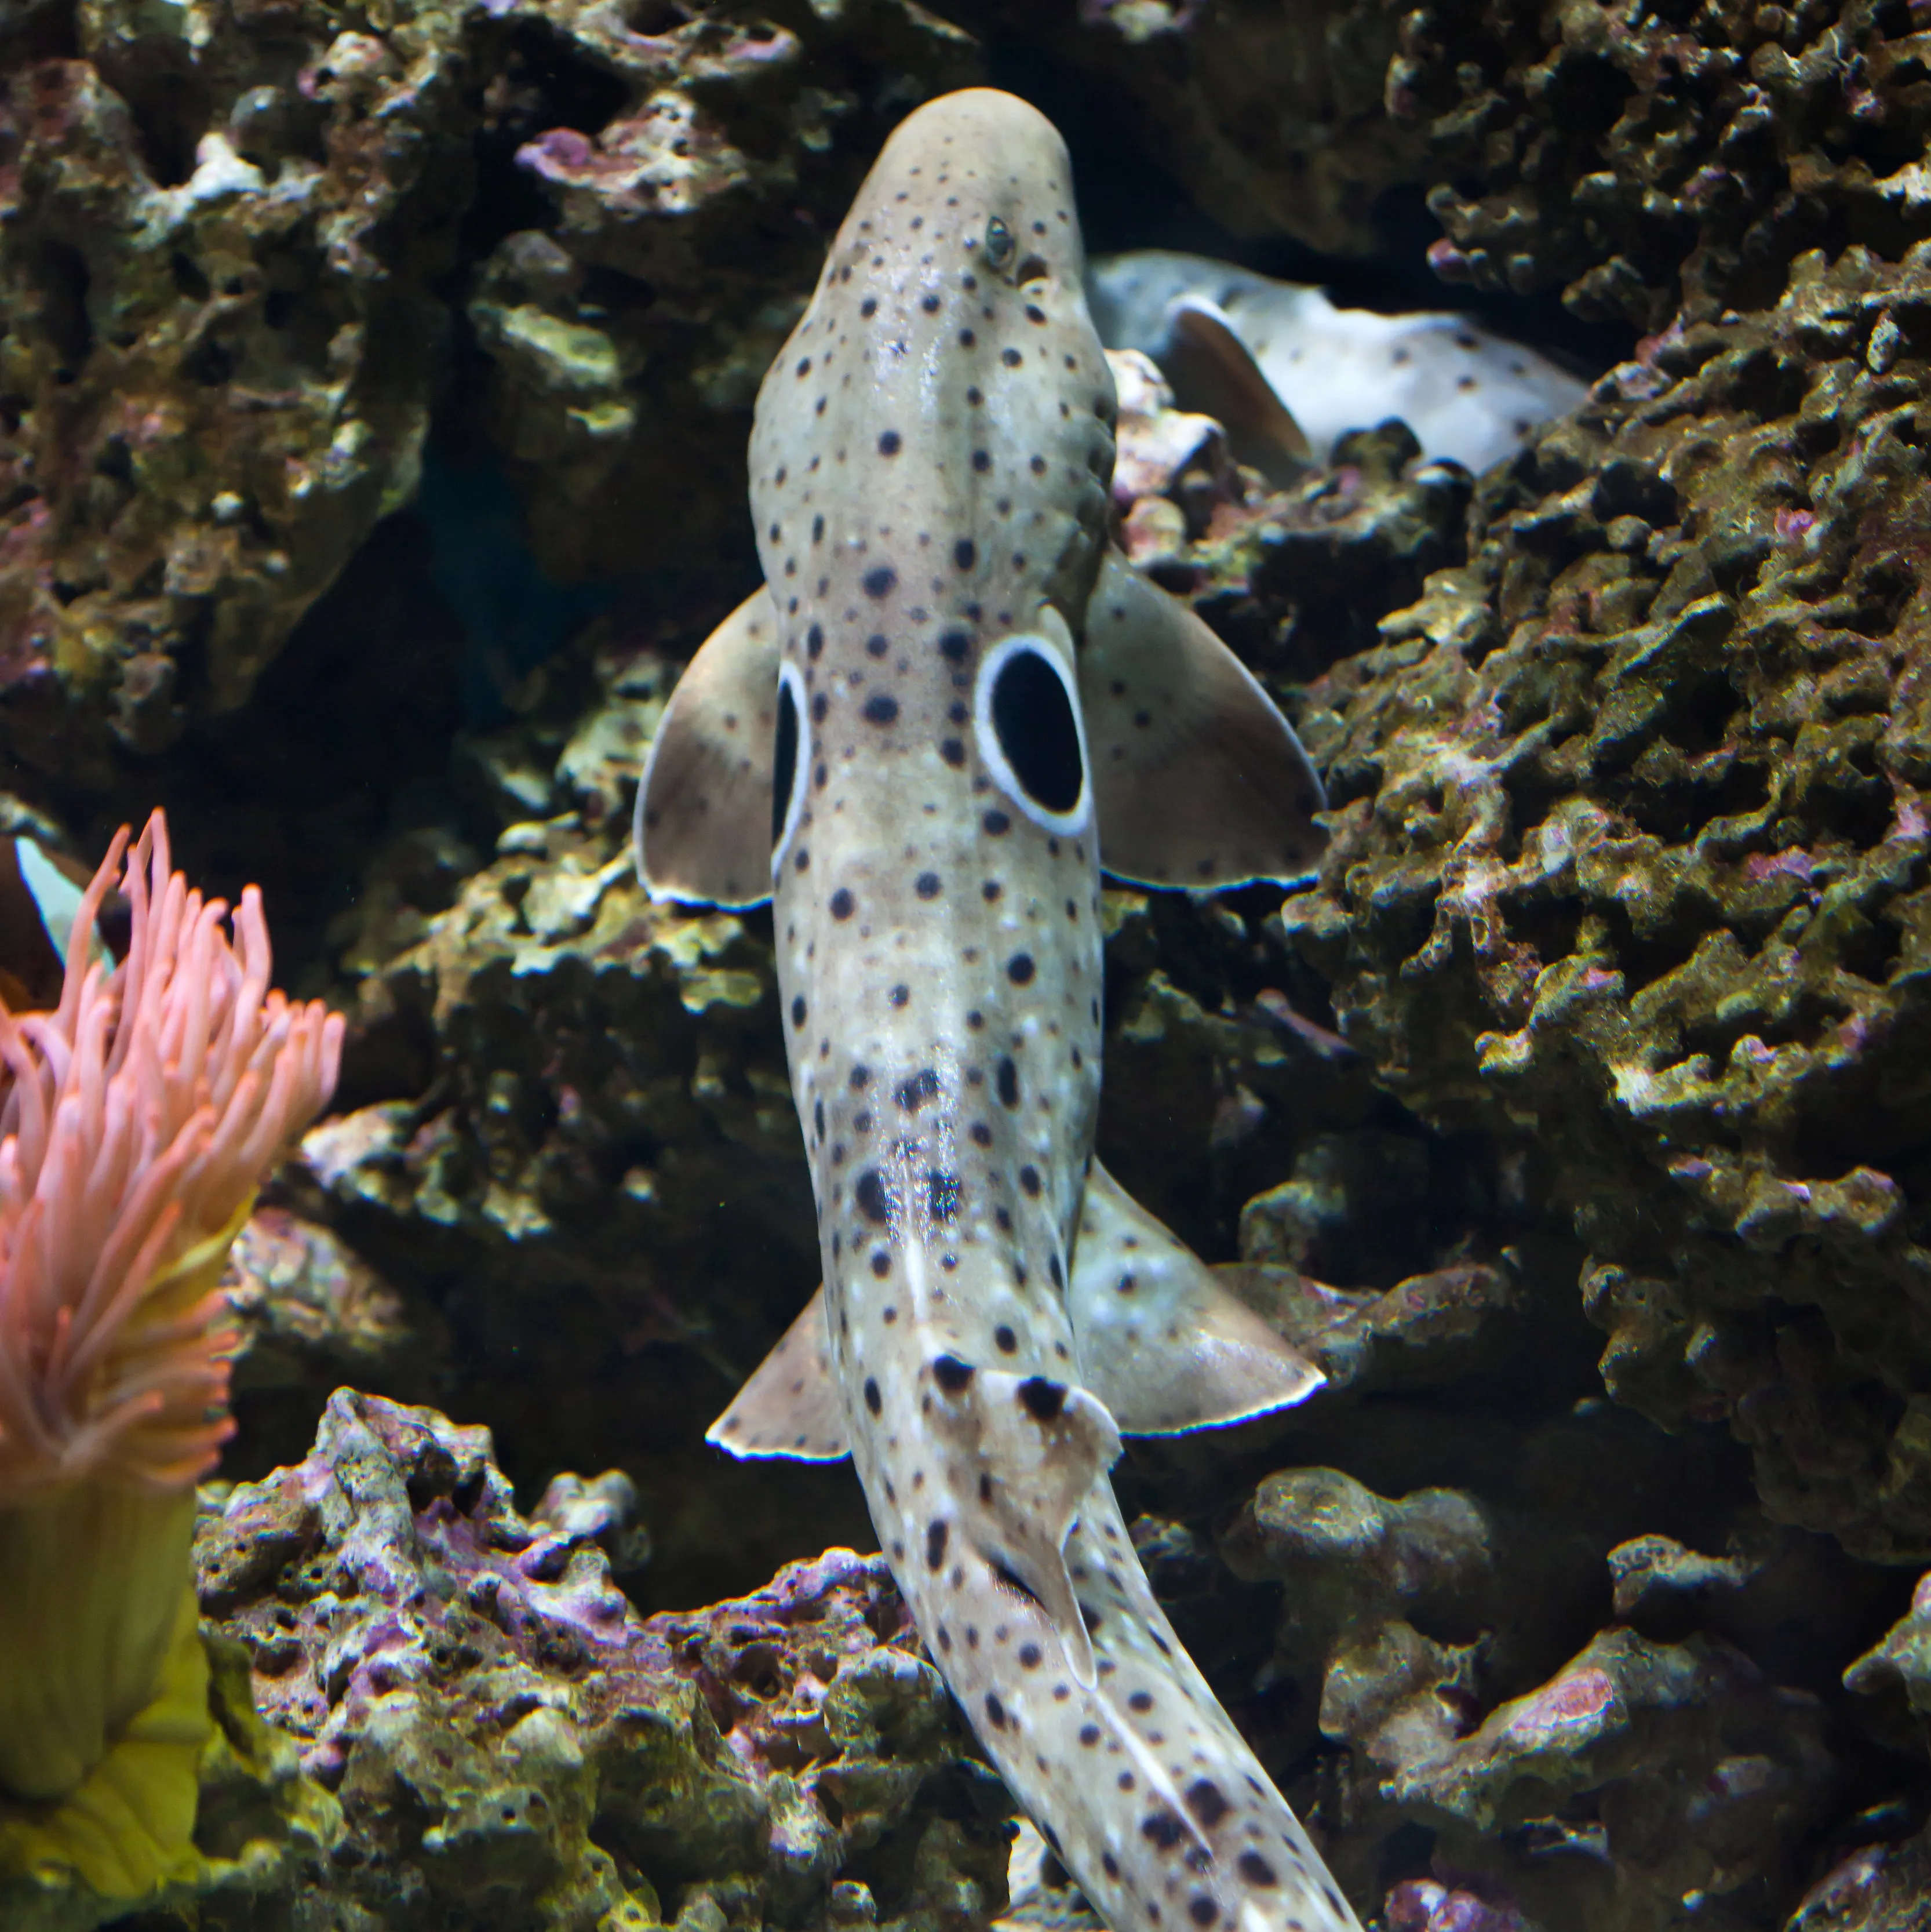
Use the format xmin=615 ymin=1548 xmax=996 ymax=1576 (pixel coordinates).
xmin=635 ymin=88 xmax=1362 ymax=1932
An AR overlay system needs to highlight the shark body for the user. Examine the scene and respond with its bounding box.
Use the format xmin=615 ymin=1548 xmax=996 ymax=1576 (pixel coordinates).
xmin=637 ymin=89 xmax=1362 ymax=1932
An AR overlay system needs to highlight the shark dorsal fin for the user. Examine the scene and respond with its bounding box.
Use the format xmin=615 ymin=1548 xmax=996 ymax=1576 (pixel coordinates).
xmin=1163 ymin=294 xmax=1313 ymax=486
xmin=1070 ymin=1159 xmax=1325 ymax=1434
xmin=704 ymin=1285 xmax=850 ymax=1462
xmin=1081 ymin=552 xmax=1327 ymax=889
xmin=924 ymin=1360 xmax=1120 ymax=1687
xmin=633 ymin=587 xmax=781 ymax=909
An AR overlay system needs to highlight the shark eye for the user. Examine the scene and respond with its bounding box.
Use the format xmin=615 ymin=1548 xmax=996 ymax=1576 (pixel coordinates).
xmin=771 ymin=659 xmax=810 ymax=874
xmin=984 ymin=215 xmax=1015 ymax=270
xmin=974 ymin=635 xmax=1090 ymax=836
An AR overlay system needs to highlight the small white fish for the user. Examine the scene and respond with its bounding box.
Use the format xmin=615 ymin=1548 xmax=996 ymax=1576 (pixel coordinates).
xmin=1087 ymin=249 xmax=1590 ymax=478
xmin=637 ymin=89 xmax=1362 ymax=1932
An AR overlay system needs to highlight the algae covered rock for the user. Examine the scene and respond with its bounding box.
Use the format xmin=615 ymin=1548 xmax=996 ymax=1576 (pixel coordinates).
xmin=187 ymin=1388 xmax=1008 ymax=1932
xmin=1285 ymin=240 xmax=1931 ymax=1562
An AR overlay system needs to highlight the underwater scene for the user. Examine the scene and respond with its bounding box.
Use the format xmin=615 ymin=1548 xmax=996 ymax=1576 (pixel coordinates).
xmin=6 ymin=1 xmax=1931 ymax=1927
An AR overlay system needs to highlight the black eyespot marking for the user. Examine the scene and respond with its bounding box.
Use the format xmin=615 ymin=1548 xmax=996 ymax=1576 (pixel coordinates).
xmin=773 ymin=677 xmax=800 ymax=845
xmin=1018 ymin=1377 xmax=1065 ymax=1421
xmin=829 ymin=887 xmax=855 ymax=920
xmin=897 ymin=1068 xmax=941 ymax=1110
xmin=996 ymin=1058 xmax=1019 ymax=1108
xmin=990 ymin=647 xmax=1083 ymax=813
xmin=864 ymin=1377 xmax=882 ymax=1415
xmin=863 ymin=566 xmax=897 ymax=599
xmin=932 ymin=1355 xmax=974 ymax=1392
xmin=916 ymin=871 xmax=941 ymax=898
xmin=864 ymin=693 xmax=900 ymax=725
xmin=855 ymin=1169 xmax=891 ymax=1223
xmin=879 ymin=430 xmax=901 ymax=456
xmin=1007 ymin=953 xmax=1035 ymax=985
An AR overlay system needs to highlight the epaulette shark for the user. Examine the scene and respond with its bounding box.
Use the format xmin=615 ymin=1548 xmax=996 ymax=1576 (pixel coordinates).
xmin=636 ymin=88 xmax=1364 ymax=1932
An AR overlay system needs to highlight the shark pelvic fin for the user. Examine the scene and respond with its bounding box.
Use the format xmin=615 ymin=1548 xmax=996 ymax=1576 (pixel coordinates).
xmin=705 ymin=1286 xmax=851 ymax=1462
xmin=1163 ymin=295 xmax=1313 ymax=486
xmin=1081 ymin=552 xmax=1327 ymax=889
xmin=926 ymin=1361 xmax=1120 ymax=1687
xmin=633 ymin=587 xmax=781 ymax=909
xmin=1069 ymin=1159 xmax=1325 ymax=1433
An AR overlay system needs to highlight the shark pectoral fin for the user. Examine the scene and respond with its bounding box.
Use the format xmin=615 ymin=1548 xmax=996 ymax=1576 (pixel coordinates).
xmin=1163 ymin=295 xmax=1313 ymax=485
xmin=1070 ymin=1159 xmax=1325 ymax=1434
xmin=705 ymin=1286 xmax=851 ymax=1462
xmin=633 ymin=587 xmax=782 ymax=909
xmin=1081 ymin=551 xmax=1328 ymax=889
xmin=930 ymin=1365 xmax=1121 ymax=1687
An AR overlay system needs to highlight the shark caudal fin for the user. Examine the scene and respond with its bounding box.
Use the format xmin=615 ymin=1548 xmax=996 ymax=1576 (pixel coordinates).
xmin=1162 ymin=296 xmax=1313 ymax=487
xmin=1081 ymin=552 xmax=1327 ymax=889
xmin=704 ymin=1287 xmax=850 ymax=1462
xmin=1069 ymin=1160 xmax=1324 ymax=1434
xmin=633 ymin=587 xmax=782 ymax=909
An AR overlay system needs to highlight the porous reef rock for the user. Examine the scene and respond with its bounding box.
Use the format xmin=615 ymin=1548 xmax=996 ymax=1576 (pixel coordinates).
xmin=1402 ymin=0 xmax=1931 ymax=331
xmin=178 ymin=1388 xmax=1007 ymax=1932
xmin=1285 ymin=239 xmax=1931 ymax=1563
xmin=0 ymin=0 xmax=978 ymax=776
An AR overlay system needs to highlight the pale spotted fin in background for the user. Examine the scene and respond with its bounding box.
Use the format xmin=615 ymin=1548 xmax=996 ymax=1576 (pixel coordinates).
xmin=1081 ymin=553 xmax=1327 ymax=889
xmin=705 ymin=1287 xmax=847 ymax=1461
xmin=633 ymin=587 xmax=780 ymax=909
xmin=1069 ymin=1161 xmax=1325 ymax=1434
xmin=1163 ymin=297 xmax=1313 ymax=486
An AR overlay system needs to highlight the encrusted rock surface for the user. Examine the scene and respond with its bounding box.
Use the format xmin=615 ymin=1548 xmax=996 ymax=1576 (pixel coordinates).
xmin=1286 ymin=240 xmax=1931 ymax=1563
xmin=1405 ymin=0 xmax=1931 ymax=331
xmin=175 ymin=1389 xmax=1007 ymax=1932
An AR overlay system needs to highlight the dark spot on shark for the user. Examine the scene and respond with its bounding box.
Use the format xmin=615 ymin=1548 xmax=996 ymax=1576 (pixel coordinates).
xmin=879 ymin=431 xmax=901 ymax=456
xmin=978 ymin=1472 xmax=993 ymax=1502
xmin=897 ymin=1068 xmax=940 ymax=1109
xmin=971 ymin=1123 xmax=993 ymax=1147
xmin=790 ymin=997 xmax=807 ymax=1028
xmin=807 ymin=622 xmax=824 ymax=657
xmin=864 ymin=1378 xmax=882 ymax=1415
xmin=921 ymin=293 xmax=940 ymax=313
xmin=982 ymin=880 xmax=1002 ymax=901
xmin=1018 ymin=1377 xmax=1065 ymax=1421
xmin=939 ymin=628 xmax=971 ymax=663
xmin=866 ymin=634 xmax=888 ymax=658
xmin=941 ymin=738 xmax=966 ymax=766
xmin=916 ymin=871 xmax=941 ymax=899
xmin=864 ymin=693 xmax=899 ymax=725
xmin=994 ymin=1324 xmax=1016 ymax=1352
xmin=861 ymin=297 xmax=877 ymax=317
xmin=972 ymin=449 xmax=990 ymax=472
xmin=1128 ymin=1691 xmax=1154 ymax=1713
xmin=1002 ymin=348 xmax=1022 ymax=367
xmin=996 ymin=1058 xmax=1019 ymax=1107
xmin=932 ymin=1355 xmax=974 ymax=1392
xmin=1102 ymin=1853 xmax=1120 ymax=1878
xmin=890 ymin=984 xmax=910 ymax=1007
xmin=954 ymin=539 xmax=976 ymax=570
xmin=1048 ymin=1254 xmax=1063 ymax=1290
xmin=855 ymin=1170 xmax=891 ymax=1223
xmin=984 ymin=1693 xmax=1007 ymax=1730
xmin=850 ymin=1064 xmax=870 ymax=1090
xmin=811 ymin=692 xmax=829 ymax=723
xmin=870 ymin=1249 xmax=890 ymax=1276
xmin=814 ymin=1099 xmax=825 ymax=1140
xmin=1142 ymin=1811 xmax=1185 ymax=1850
xmin=927 ymin=1171 xmax=960 ymax=1219
xmin=1006 ymin=952 xmax=1035 ymax=986
xmin=1018 ymin=1643 xmax=1042 ymax=1669
xmin=1019 ymin=1166 xmax=1040 ymax=1196
xmin=992 ymin=1562 xmax=1043 ymax=1609
xmin=830 ymin=888 xmax=855 ymax=920
xmin=1237 ymin=1853 xmax=1278 ymax=1889
xmin=863 ymin=566 xmax=898 ymax=598
xmin=1186 ymin=1781 xmax=1229 ymax=1827
xmin=1189 ymin=1900 xmax=1217 ymax=1926
xmin=927 ymin=1519 xmax=949 ymax=1569
xmin=959 ymin=328 xmax=976 ymax=347
xmin=1079 ymin=1725 xmax=1101 ymax=1747
xmin=983 ymin=809 xmax=1011 ymax=835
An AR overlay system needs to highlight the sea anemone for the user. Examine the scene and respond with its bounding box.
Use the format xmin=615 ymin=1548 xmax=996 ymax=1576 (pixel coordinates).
xmin=0 ymin=810 xmax=343 ymax=1900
